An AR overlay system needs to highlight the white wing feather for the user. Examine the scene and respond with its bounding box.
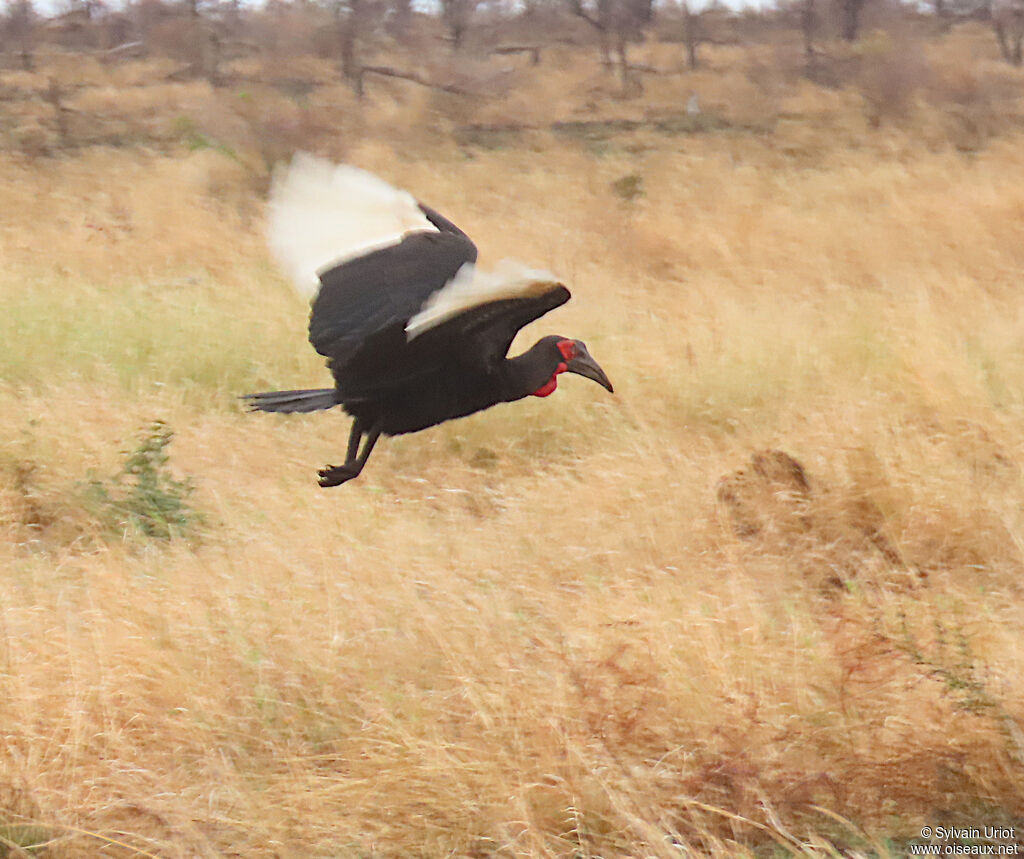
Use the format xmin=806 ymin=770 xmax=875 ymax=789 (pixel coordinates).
xmin=266 ymin=153 xmax=436 ymax=300
xmin=405 ymin=259 xmax=562 ymax=340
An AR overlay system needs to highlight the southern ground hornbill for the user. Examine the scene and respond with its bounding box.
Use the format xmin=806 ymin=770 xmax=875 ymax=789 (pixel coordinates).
xmin=245 ymin=154 xmax=614 ymax=487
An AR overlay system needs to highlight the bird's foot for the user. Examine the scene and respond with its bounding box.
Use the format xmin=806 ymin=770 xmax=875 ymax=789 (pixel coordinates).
xmin=317 ymin=464 xmax=359 ymax=488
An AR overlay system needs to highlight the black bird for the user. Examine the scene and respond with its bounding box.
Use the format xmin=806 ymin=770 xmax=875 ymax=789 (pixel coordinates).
xmin=245 ymin=155 xmax=614 ymax=487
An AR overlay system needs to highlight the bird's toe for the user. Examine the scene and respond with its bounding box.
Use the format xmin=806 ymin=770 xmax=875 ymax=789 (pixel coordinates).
xmin=318 ymin=464 xmax=356 ymax=488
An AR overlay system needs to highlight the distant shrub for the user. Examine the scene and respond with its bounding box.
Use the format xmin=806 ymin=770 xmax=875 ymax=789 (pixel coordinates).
xmin=610 ymin=172 xmax=644 ymax=201
xmin=856 ymin=32 xmax=932 ymax=126
xmin=193 ymin=86 xmax=350 ymax=175
xmin=85 ymin=420 xmax=200 ymax=540
xmin=924 ymin=53 xmax=1023 ymax=150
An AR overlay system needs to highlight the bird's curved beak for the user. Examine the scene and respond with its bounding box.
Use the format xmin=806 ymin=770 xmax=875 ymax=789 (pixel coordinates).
xmin=566 ymin=341 xmax=614 ymax=393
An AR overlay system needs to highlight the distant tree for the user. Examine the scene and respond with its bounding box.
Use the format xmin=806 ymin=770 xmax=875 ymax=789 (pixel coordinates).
xmin=331 ymin=0 xmax=385 ymax=91
xmin=334 ymin=0 xmax=361 ymax=79
xmin=677 ymin=0 xmax=741 ymax=69
xmin=132 ymin=0 xmax=170 ymax=42
xmin=440 ymin=0 xmax=478 ymax=50
xmin=3 ymin=0 xmax=36 ymax=69
xmin=681 ymin=0 xmax=701 ymax=67
xmin=385 ymin=0 xmax=412 ymax=39
xmin=128 ymin=0 xmax=223 ymax=82
xmin=836 ymin=0 xmax=867 ymax=40
xmin=924 ymin=0 xmax=989 ymax=31
xmin=45 ymin=0 xmax=101 ymax=49
xmin=662 ymin=0 xmax=737 ymax=72
xmin=169 ymin=0 xmax=224 ymax=82
xmin=91 ymin=1 xmax=136 ymax=51
xmin=564 ymin=0 xmax=653 ymax=83
xmin=800 ymin=0 xmax=817 ymax=65
xmin=992 ymin=0 xmax=1023 ymax=64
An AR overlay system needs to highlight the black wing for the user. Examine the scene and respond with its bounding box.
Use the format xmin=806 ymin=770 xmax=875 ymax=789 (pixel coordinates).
xmin=429 ymin=285 xmax=571 ymax=369
xmin=308 ymin=224 xmax=477 ymax=363
xmin=309 ymin=200 xmax=567 ymax=401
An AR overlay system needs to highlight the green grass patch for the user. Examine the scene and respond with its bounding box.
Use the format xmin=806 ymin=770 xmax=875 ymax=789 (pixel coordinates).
xmin=0 ymin=269 xmax=322 ymax=404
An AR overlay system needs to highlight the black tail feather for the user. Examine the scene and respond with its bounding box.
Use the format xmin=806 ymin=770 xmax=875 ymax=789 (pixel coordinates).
xmin=243 ymin=388 xmax=338 ymax=414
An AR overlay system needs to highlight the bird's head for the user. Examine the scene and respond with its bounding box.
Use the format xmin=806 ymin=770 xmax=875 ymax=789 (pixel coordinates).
xmin=529 ymin=336 xmax=614 ymax=398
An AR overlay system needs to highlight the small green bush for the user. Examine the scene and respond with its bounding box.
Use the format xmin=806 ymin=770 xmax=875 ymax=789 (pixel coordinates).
xmin=610 ymin=173 xmax=644 ymax=202
xmin=85 ymin=421 xmax=200 ymax=540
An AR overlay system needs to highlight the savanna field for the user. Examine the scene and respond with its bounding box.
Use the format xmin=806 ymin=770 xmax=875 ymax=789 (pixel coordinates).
xmin=2 ymin=27 xmax=1024 ymax=857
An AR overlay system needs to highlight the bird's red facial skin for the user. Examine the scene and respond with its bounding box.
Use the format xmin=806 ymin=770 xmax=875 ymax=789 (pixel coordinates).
xmin=557 ymin=339 xmax=576 ymax=362
xmin=533 ymin=362 xmax=568 ymax=397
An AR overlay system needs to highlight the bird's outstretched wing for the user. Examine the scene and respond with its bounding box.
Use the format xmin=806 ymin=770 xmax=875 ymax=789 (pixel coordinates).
xmin=310 ymin=229 xmax=477 ymax=364
xmin=313 ymin=249 xmax=569 ymax=392
xmin=415 ymin=282 xmax=572 ymax=369
xmin=405 ymin=259 xmax=563 ymax=340
xmin=266 ymin=153 xmax=568 ymax=394
xmin=265 ymin=153 xmax=479 ymax=363
xmin=267 ymin=154 xmax=443 ymax=300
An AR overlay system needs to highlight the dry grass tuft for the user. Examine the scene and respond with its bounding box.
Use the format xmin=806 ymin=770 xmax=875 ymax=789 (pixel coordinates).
xmin=716 ymin=448 xmax=915 ymax=591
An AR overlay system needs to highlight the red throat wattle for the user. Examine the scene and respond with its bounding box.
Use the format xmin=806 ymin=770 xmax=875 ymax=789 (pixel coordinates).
xmin=533 ymin=363 xmax=566 ymax=397
xmin=532 ymin=341 xmax=576 ymax=397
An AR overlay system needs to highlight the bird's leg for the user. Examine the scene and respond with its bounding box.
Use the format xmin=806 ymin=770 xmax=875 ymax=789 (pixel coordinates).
xmin=345 ymin=418 xmax=364 ymax=463
xmin=318 ymin=419 xmax=382 ymax=488
xmin=317 ymin=419 xmax=364 ymax=487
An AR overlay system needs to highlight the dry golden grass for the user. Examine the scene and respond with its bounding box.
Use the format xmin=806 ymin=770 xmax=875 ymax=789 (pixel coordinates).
xmin=2 ymin=41 xmax=1024 ymax=857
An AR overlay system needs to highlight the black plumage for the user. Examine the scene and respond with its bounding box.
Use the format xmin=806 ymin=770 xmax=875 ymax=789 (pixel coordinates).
xmin=245 ymin=159 xmax=613 ymax=487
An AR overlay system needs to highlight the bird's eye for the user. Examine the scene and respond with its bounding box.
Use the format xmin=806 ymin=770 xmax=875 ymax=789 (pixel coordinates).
xmin=557 ymin=339 xmax=576 ymax=362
